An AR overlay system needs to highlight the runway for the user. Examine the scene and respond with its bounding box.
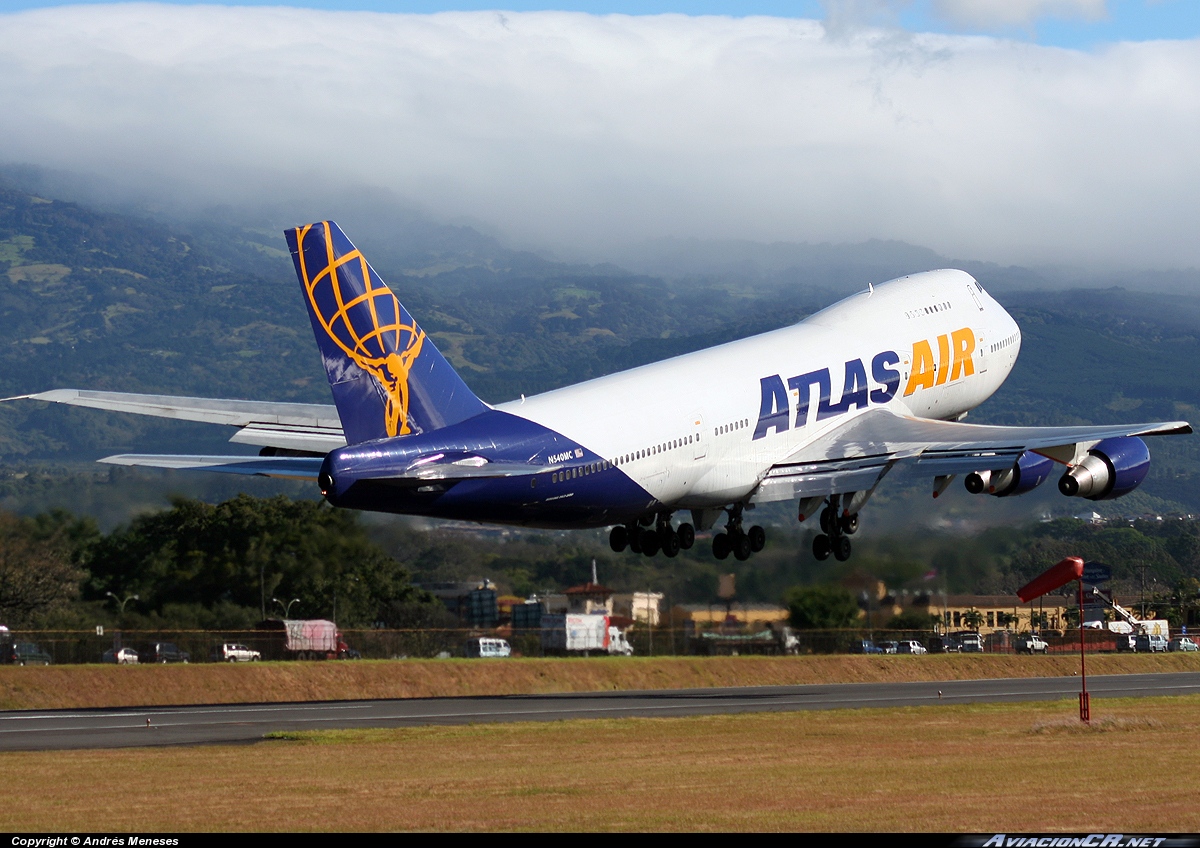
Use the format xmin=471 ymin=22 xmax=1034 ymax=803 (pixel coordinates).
xmin=3 ymin=671 xmax=1198 ymax=751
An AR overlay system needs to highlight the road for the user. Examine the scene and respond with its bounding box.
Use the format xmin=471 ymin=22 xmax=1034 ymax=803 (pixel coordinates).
xmin=2 ymin=671 xmax=1198 ymax=751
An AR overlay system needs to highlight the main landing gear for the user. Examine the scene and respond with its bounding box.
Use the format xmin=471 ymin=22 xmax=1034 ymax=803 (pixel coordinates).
xmin=711 ymin=504 xmax=766 ymax=562
xmin=609 ymin=512 xmax=695 ymax=558
xmin=810 ymin=494 xmax=856 ymax=562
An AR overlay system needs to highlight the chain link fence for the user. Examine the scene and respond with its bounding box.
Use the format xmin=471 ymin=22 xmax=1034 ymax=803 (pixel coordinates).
xmin=0 ymin=626 xmax=1138 ymax=664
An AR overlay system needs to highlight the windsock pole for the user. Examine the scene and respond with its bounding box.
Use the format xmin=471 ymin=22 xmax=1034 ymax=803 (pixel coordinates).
xmin=1078 ymin=577 xmax=1089 ymax=722
xmin=1018 ymin=556 xmax=1089 ymax=723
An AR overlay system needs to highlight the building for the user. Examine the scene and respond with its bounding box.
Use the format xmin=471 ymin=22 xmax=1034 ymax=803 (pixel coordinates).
xmin=911 ymin=593 xmax=1071 ymax=633
xmin=676 ymin=603 xmax=790 ymax=630
xmin=611 ymin=592 xmax=664 ymax=626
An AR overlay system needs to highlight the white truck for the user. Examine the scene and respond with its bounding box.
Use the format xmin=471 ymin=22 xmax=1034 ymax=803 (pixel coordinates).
xmin=1015 ymin=633 xmax=1048 ymax=654
xmin=541 ymin=614 xmax=633 ymax=656
xmin=213 ymin=643 xmax=261 ymax=662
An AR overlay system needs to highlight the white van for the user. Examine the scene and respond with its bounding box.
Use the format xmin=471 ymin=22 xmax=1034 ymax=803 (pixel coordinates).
xmin=465 ymin=637 xmax=511 ymax=658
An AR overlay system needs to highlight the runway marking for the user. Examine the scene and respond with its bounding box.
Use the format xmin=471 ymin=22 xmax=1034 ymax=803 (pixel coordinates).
xmin=4 ymin=679 xmax=1198 ymax=737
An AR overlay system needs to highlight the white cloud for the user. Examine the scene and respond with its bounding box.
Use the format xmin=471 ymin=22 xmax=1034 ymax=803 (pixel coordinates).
xmin=932 ymin=0 xmax=1108 ymax=29
xmin=0 ymin=4 xmax=1197 ymax=269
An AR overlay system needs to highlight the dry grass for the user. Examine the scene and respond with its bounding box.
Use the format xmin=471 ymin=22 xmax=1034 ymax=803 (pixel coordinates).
xmin=3 ymin=653 xmax=1199 ymax=711
xmin=3 ymin=694 xmax=1198 ymax=832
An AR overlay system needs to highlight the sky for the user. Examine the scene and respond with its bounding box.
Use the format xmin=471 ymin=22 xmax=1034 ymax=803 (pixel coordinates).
xmin=0 ymin=1 xmax=1198 ymax=268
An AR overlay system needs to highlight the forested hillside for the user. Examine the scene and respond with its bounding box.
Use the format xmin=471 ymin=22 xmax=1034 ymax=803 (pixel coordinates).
xmin=1 ymin=180 xmax=1199 ymax=533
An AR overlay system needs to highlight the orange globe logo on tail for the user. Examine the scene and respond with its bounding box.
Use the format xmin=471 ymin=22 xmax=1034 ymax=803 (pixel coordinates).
xmin=293 ymin=222 xmax=425 ymax=437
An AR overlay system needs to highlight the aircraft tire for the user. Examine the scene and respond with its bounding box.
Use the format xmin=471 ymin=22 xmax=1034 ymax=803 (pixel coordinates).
xmin=733 ymin=533 xmax=752 ymax=561
xmin=628 ymin=526 xmax=643 ymax=553
xmin=833 ymin=535 xmax=852 ymax=561
xmin=661 ymin=531 xmax=681 ymax=558
xmin=712 ymin=533 xmax=731 ymax=560
xmin=641 ymin=530 xmax=660 ymax=557
xmin=840 ymin=514 xmax=859 ymax=535
xmin=609 ymin=526 xmax=628 ymax=552
xmin=812 ymin=534 xmax=832 ymax=561
xmin=748 ymin=525 xmax=766 ymax=552
xmin=677 ymin=522 xmax=696 ymax=550
xmin=816 ymin=503 xmax=835 ymax=537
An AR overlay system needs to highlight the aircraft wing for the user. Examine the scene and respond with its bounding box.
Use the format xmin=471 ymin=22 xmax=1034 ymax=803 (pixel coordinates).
xmin=6 ymin=389 xmax=346 ymax=454
xmin=753 ymin=409 xmax=1192 ymax=502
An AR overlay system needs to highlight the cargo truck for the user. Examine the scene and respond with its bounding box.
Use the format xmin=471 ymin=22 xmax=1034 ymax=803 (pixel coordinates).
xmin=255 ymin=619 xmax=355 ymax=660
xmin=541 ymin=613 xmax=633 ymax=656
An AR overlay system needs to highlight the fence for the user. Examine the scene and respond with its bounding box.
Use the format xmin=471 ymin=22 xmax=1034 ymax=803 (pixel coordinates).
xmin=0 ymin=626 xmax=1153 ymax=664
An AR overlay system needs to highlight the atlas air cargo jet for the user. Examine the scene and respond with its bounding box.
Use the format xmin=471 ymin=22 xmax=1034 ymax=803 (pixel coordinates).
xmin=7 ymin=222 xmax=1192 ymax=562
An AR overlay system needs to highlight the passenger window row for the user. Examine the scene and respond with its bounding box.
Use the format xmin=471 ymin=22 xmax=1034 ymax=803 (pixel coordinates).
xmin=547 ymin=431 xmax=704 ymax=485
xmin=989 ymin=333 xmax=1017 ymax=354
xmin=715 ymin=418 xmax=748 ymax=437
xmin=904 ymin=301 xmax=953 ymax=319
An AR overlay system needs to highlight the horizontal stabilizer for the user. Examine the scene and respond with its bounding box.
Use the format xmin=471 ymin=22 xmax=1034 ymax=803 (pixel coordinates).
xmin=355 ymin=455 xmax=547 ymax=485
xmin=99 ymin=454 xmax=325 ymax=480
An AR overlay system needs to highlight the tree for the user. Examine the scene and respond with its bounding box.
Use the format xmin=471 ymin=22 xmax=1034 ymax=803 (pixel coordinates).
xmin=81 ymin=494 xmax=434 ymax=627
xmin=961 ymin=608 xmax=985 ymax=631
xmin=784 ymin=585 xmax=860 ymax=629
xmin=0 ymin=511 xmax=84 ymax=626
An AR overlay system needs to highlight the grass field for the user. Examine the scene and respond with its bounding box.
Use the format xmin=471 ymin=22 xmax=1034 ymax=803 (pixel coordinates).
xmin=3 ymin=694 xmax=1198 ymax=832
xmin=3 ymin=653 xmax=1199 ymax=711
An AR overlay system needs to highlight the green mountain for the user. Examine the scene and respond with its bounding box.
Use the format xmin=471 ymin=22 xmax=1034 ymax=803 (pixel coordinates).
xmin=1 ymin=181 xmax=1198 ymax=523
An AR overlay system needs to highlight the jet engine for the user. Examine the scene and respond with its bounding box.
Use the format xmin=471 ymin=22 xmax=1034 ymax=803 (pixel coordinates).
xmin=964 ymin=451 xmax=1055 ymax=497
xmin=1058 ymin=436 xmax=1150 ymax=500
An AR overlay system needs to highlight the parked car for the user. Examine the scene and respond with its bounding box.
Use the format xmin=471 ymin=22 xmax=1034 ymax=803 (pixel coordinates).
xmin=849 ymin=639 xmax=883 ymax=654
xmin=212 ymin=643 xmax=261 ymax=662
xmin=1135 ymin=634 xmax=1169 ymax=653
xmin=145 ymin=642 xmax=190 ymax=663
xmin=928 ymin=635 xmax=960 ymax=653
xmin=8 ymin=642 xmax=52 ymax=665
xmin=1015 ymin=634 xmax=1048 ymax=655
xmin=1116 ymin=634 xmax=1139 ymax=652
xmin=897 ymin=640 xmax=927 ymax=655
xmin=102 ymin=647 xmax=139 ymax=665
xmin=876 ymin=640 xmax=898 ymax=654
xmin=1168 ymin=636 xmax=1198 ymax=652
xmin=465 ymin=637 xmax=511 ymax=658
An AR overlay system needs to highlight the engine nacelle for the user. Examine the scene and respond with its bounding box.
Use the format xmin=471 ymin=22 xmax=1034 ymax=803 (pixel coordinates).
xmin=965 ymin=452 xmax=1054 ymax=497
xmin=1058 ymin=436 xmax=1150 ymax=500
xmin=988 ymin=451 xmax=1055 ymax=497
xmin=964 ymin=469 xmax=991 ymax=494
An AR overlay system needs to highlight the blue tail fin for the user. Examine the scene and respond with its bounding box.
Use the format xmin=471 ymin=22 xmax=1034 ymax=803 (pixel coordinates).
xmin=285 ymin=221 xmax=488 ymax=444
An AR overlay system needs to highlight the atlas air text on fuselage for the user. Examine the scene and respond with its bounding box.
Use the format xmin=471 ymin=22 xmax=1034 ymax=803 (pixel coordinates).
xmin=754 ymin=326 xmax=978 ymax=439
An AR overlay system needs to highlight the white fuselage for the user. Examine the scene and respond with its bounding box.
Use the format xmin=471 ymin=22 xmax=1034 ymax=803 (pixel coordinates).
xmin=497 ymin=269 xmax=1021 ymax=509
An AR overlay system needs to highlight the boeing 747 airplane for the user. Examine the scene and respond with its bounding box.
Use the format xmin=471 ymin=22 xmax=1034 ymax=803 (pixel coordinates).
xmin=9 ymin=222 xmax=1192 ymax=562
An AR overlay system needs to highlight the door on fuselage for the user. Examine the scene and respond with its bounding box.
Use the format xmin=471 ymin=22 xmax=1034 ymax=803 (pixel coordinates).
xmin=691 ymin=412 xmax=706 ymax=460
